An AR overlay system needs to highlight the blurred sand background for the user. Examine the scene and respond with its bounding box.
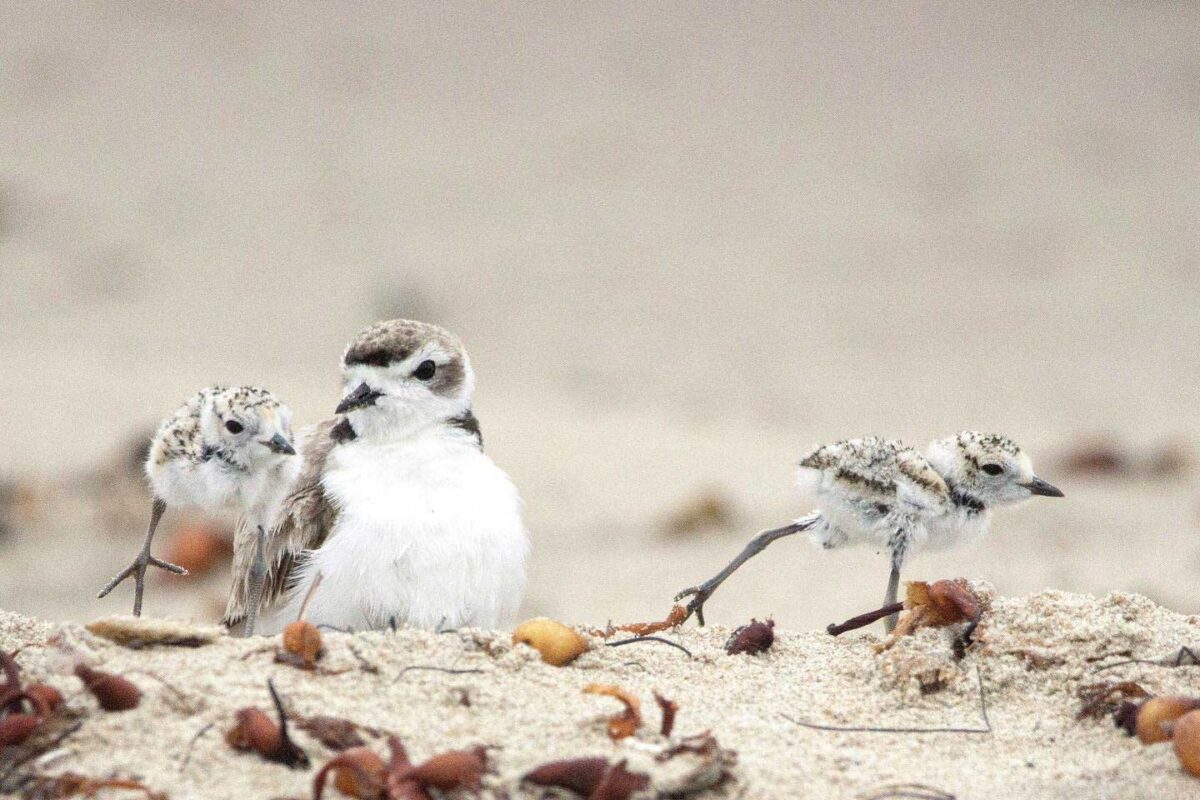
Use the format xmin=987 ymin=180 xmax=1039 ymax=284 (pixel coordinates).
xmin=1 ymin=2 xmax=1198 ymax=629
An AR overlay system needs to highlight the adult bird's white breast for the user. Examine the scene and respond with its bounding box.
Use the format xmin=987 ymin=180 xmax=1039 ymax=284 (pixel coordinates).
xmin=280 ymin=426 xmax=529 ymax=631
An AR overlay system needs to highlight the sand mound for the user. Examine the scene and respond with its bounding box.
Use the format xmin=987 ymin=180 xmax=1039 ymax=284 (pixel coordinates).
xmin=2 ymin=588 xmax=1198 ymax=799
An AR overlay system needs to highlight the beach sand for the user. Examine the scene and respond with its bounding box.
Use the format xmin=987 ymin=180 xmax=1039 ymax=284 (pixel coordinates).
xmin=2 ymin=587 xmax=1199 ymax=799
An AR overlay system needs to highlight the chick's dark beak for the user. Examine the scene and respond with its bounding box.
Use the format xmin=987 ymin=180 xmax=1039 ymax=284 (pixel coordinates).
xmin=1024 ymin=476 xmax=1064 ymax=498
xmin=264 ymin=433 xmax=296 ymax=455
xmin=335 ymin=382 xmax=383 ymax=414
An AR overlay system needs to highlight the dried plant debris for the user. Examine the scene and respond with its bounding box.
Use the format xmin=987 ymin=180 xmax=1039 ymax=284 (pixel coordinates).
xmin=887 ymin=580 xmax=981 ymax=646
xmin=858 ymin=783 xmax=956 ymax=800
xmin=654 ymin=692 xmax=678 ymax=737
xmin=1075 ymin=680 xmax=1149 ymax=721
xmin=588 ymin=606 xmax=689 ymax=639
xmin=277 ymin=622 xmax=324 ymax=670
xmin=0 ymin=652 xmax=80 ymax=756
xmin=313 ymin=746 xmax=387 ymax=799
xmin=277 ymin=574 xmax=326 ymax=670
xmin=583 ymin=684 xmax=643 ymax=741
xmin=85 ymin=617 xmax=223 ymax=649
xmin=398 ymin=746 xmax=488 ymax=793
xmin=73 ymin=665 xmax=141 ymax=712
xmin=524 ymin=757 xmax=611 ymax=796
xmin=524 ymin=733 xmax=736 ymax=799
xmin=226 ymin=680 xmax=308 ymax=768
xmin=828 ymin=579 xmax=984 ymax=645
xmin=16 ymin=772 xmax=167 ymax=800
xmin=523 ymin=758 xmax=648 ymax=800
xmin=588 ymin=760 xmax=648 ymax=800
xmin=725 ymin=619 xmax=775 ymax=655
xmin=1174 ymin=711 xmax=1200 ymax=778
xmin=1094 ymin=645 xmax=1200 ymax=672
xmin=660 ymin=487 xmax=737 ymax=536
xmin=312 ymin=736 xmax=488 ymax=800
xmin=1115 ymin=695 xmax=1200 ymax=745
xmin=604 ymin=636 xmax=693 ymax=659
xmin=512 ymin=618 xmax=589 ymax=666
xmin=290 ymin=714 xmax=376 ymax=751
xmin=1111 ymin=694 xmax=1200 ymax=779
xmin=629 ymin=732 xmax=738 ymax=795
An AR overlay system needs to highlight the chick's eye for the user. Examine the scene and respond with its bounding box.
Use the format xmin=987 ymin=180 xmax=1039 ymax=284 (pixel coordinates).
xmin=224 ymin=420 xmax=244 ymax=434
xmin=981 ymin=463 xmax=1004 ymax=476
xmin=413 ymin=360 xmax=437 ymax=381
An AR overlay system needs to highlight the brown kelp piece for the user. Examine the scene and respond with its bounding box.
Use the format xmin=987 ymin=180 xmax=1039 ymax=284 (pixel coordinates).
xmin=312 ymin=747 xmax=388 ymax=800
xmin=1075 ymin=681 xmax=1148 ymax=721
xmin=725 ymin=619 xmax=775 ymax=655
xmin=583 ymin=684 xmax=643 ymax=740
xmin=523 ymin=757 xmax=610 ymax=795
xmin=74 ymin=665 xmax=141 ymax=711
xmin=226 ymin=680 xmax=309 ymax=768
xmin=655 ymin=692 xmax=679 ymax=737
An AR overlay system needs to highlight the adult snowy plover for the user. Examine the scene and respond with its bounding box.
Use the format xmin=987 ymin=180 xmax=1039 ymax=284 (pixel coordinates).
xmin=224 ymin=319 xmax=529 ymax=634
xmin=99 ymin=386 xmax=299 ymax=627
xmin=675 ymin=432 xmax=1063 ymax=630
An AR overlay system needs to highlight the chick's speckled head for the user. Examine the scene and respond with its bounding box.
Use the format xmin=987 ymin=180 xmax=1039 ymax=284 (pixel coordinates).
xmin=926 ymin=431 xmax=1063 ymax=507
xmin=336 ymin=319 xmax=474 ymax=429
xmin=199 ymin=386 xmax=296 ymax=462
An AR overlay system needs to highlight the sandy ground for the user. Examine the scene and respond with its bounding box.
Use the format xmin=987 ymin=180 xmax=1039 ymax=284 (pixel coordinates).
xmin=2 ymin=587 xmax=1200 ymax=799
xmin=1 ymin=5 xmax=1199 ymax=632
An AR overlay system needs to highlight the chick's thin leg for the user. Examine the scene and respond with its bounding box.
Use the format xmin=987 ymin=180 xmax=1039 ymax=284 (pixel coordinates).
xmin=883 ymin=564 xmax=902 ymax=633
xmin=97 ymin=498 xmax=188 ymax=616
xmin=242 ymin=525 xmax=268 ymax=637
xmin=674 ymin=516 xmax=818 ymax=626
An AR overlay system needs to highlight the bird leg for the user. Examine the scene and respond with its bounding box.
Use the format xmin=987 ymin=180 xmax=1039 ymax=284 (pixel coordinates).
xmin=242 ymin=525 xmax=268 ymax=637
xmin=97 ymin=498 xmax=187 ymax=616
xmin=882 ymin=564 xmax=901 ymax=633
xmin=674 ymin=517 xmax=816 ymax=626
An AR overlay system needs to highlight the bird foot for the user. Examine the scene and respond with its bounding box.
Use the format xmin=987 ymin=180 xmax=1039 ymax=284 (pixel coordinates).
xmin=673 ymin=584 xmax=714 ymax=627
xmin=97 ymin=548 xmax=188 ymax=616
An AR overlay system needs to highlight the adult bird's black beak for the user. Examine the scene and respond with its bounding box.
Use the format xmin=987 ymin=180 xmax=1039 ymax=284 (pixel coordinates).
xmin=264 ymin=433 xmax=296 ymax=455
xmin=1024 ymin=476 xmax=1064 ymax=497
xmin=335 ymin=382 xmax=383 ymax=414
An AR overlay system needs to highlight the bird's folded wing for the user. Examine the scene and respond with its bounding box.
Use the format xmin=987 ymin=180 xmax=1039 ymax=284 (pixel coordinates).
xmin=799 ymin=437 xmax=948 ymax=510
xmin=223 ymin=417 xmax=344 ymax=627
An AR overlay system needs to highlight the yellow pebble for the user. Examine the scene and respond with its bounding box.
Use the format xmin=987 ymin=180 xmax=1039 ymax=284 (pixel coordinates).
xmin=512 ymin=618 xmax=589 ymax=666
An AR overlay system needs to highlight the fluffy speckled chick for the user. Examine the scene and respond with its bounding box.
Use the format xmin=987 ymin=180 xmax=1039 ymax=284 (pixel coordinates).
xmin=99 ymin=386 xmax=299 ymax=625
xmin=676 ymin=432 xmax=1062 ymax=629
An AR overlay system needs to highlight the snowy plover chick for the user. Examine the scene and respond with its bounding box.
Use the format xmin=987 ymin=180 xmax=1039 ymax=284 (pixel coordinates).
xmin=675 ymin=432 xmax=1063 ymax=630
xmin=225 ymin=319 xmax=529 ymax=634
xmin=98 ymin=386 xmax=299 ymax=627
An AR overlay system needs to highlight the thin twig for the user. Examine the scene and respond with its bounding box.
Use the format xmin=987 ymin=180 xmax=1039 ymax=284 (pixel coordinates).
xmin=178 ymin=722 xmax=215 ymax=773
xmin=827 ymin=602 xmax=905 ymax=636
xmin=605 ymin=636 xmax=693 ymax=658
xmin=784 ymin=667 xmax=991 ymax=735
xmin=346 ymin=643 xmax=380 ymax=674
xmin=1094 ymin=646 xmax=1200 ymax=673
xmin=393 ymin=665 xmax=486 ymax=683
xmin=859 ymin=783 xmax=956 ymax=800
xmin=128 ymin=669 xmax=190 ymax=702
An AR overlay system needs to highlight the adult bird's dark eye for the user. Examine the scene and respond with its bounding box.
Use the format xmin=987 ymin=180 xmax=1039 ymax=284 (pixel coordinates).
xmin=981 ymin=463 xmax=1003 ymax=476
xmin=225 ymin=420 xmax=244 ymax=434
xmin=413 ymin=360 xmax=437 ymax=381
